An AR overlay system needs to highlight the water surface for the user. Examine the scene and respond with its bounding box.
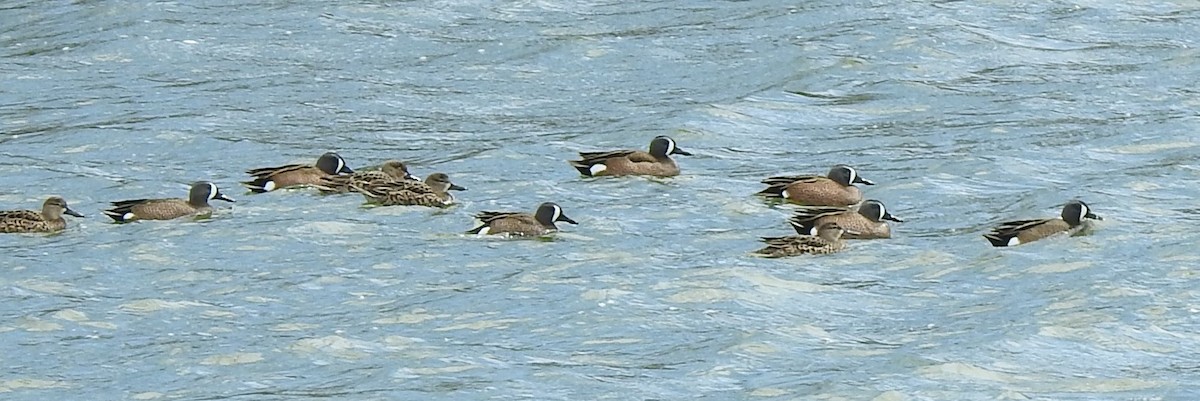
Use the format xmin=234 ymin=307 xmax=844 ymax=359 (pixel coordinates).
xmin=2 ymin=0 xmax=1199 ymax=399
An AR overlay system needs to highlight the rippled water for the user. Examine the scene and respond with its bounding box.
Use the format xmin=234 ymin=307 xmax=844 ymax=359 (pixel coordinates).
xmin=2 ymin=0 xmax=1199 ymax=399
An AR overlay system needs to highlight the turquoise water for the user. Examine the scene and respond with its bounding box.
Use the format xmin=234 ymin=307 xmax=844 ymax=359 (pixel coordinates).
xmin=2 ymin=0 xmax=1199 ymax=399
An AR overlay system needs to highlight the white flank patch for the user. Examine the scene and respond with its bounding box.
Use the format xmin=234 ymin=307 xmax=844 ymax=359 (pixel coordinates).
xmin=808 ymin=227 xmax=818 ymax=235
xmin=123 ymin=212 xmax=136 ymax=221
xmin=781 ymin=191 xmax=791 ymax=199
xmin=476 ymin=227 xmax=491 ymax=235
xmin=263 ymin=181 xmax=276 ymax=192
xmin=1007 ymin=237 xmax=1021 ymax=246
xmin=589 ymin=164 xmax=607 ymax=175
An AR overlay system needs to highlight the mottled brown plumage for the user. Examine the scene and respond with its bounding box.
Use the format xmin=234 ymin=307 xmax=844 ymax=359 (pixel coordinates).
xmin=0 ymin=197 xmax=84 ymax=233
xmin=243 ymin=152 xmax=354 ymax=193
xmin=354 ymin=173 xmax=465 ymax=207
xmin=984 ymin=200 xmax=1100 ymax=247
xmin=570 ymin=136 xmax=691 ymax=177
xmin=467 ymin=202 xmax=577 ymax=236
xmin=755 ymin=222 xmax=853 ymax=258
xmin=757 ymin=165 xmax=874 ymax=206
xmin=789 ymin=200 xmax=902 ymax=239
xmin=104 ymin=182 xmax=235 ymax=222
xmin=314 ymin=160 xmax=415 ymax=194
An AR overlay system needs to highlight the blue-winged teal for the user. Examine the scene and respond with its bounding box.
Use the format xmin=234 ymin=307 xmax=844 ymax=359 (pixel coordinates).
xmin=242 ymin=152 xmax=355 ymax=193
xmin=789 ymin=200 xmax=902 ymax=239
xmin=467 ymin=202 xmax=577 ymax=236
xmin=984 ymin=200 xmax=1101 ymax=247
xmin=755 ymin=222 xmax=855 ymax=258
xmin=103 ymin=182 xmax=235 ymax=222
xmin=314 ymin=160 xmax=416 ymax=194
xmin=354 ymin=173 xmax=465 ymax=207
xmin=0 ymin=196 xmax=84 ymax=233
xmin=570 ymin=136 xmax=692 ymax=177
xmin=757 ymin=165 xmax=874 ymax=206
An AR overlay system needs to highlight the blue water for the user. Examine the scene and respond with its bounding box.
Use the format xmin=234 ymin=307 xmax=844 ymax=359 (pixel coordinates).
xmin=2 ymin=0 xmax=1199 ymax=399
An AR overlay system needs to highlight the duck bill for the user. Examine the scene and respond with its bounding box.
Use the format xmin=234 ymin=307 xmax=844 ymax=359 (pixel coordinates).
xmin=558 ymin=214 xmax=578 ymax=225
xmin=855 ymin=177 xmax=875 ymax=185
xmin=339 ymin=166 xmax=355 ymax=174
xmin=884 ymin=214 xmax=904 ymax=222
xmin=215 ymin=193 xmax=236 ymax=203
xmin=64 ymin=207 xmax=85 ymax=218
xmin=1086 ymin=212 xmax=1101 ymax=220
xmin=671 ymin=147 xmax=692 ymax=156
xmin=449 ymin=184 xmax=467 ymax=191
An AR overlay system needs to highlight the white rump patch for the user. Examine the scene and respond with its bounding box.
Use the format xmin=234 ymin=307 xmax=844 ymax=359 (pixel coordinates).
xmin=589 ymin=164 xmax=607 ymax=175
xmin=781 ymin=191 xmax=791 ymax=199
xmin=476 ymin=226 xmax=491 ymax=235
xmin=262 ymin=181 xmax=277 ymax=192
xmin=1007 ymin=237 xmax=1021 ymax=246
xmin=123 ymin=212 xmax=136 ymax=221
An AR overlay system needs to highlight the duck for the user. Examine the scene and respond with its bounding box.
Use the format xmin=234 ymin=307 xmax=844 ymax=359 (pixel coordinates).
xmin=0 ymin=196 xmax=84 ymax=233
xmin=757 ymin=164 xmax=874 ymax=206
xmin=314 ymin=160 xmax=415 ymax=194
xmin=103 ymin=181 xmax=235 ymax=222
xmin=242 ymin=152 xmax=354 ymax=193
xmin=354 ymin=173 xmax=465 ymax=207
xmin=984 ymin=200 xmax=1101 ymax=247
xmin=569 ymin=136 xmax=691 ymax=177
xmin=755 ymin=222 xmax=855 ymax=257
xmin=789 ymin=200 xmax=902 ymax=239
xmin=467 ymin=202 xmax=577 ymax=236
